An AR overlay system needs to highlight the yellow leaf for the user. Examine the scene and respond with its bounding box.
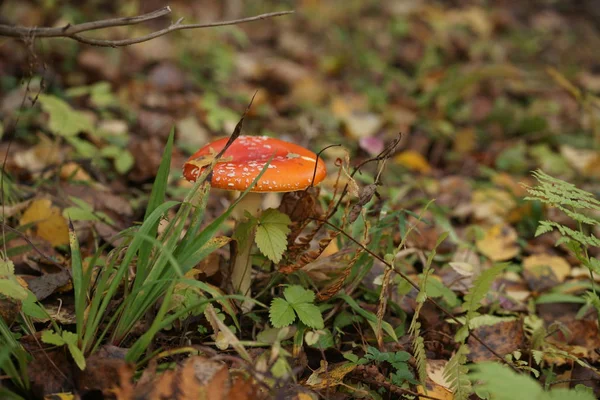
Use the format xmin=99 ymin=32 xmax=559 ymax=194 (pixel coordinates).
xmin=471 ymin=188 xmax=516 ymax=223
xmin=44 ymin=393 xmax=75 ymax=400
xmin=453 ymin=128 xmax=477 ymax=154
xmin=476 ymin=224 xmax=520 ymax=261
xmin=394 ymin=151 xmax=432 ymax=174
xmin=20 ymin=199 xmax=69 ymax=247
xmin=304 ymin=360 xmax=356 ymax=390
xmin=523 ymin=254 xmax=571 ymax=282
xmin=417 ymin=384 xmax=454 ymax=400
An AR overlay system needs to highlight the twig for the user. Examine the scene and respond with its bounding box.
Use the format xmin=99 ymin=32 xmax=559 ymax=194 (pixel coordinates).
xmin=0 ymin=8 xmax=294 ymax=47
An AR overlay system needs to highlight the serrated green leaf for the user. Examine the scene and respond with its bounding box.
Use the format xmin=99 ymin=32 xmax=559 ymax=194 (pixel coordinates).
xmin=41 ymin=330 xmax=65 ymax=346
xmin=0 ymin=259 xmax=27 ymax=300
xmin=0 ymin=279 xmax=28 ymax=301
xmin=255 ymin=208 xmax=291 ymax=263
xmin=61 ymin=331 xmax=86 ymax=370
xmin=38 ymin=94 xmax=94 ymax=137
xmin=0 ymin=259 xmax=15 ymax=276
xmin=284 ymin=285 xmax=315 ymax=305
xmin=293 ymin=302 xmax=324 ymax=329
xmin=269 ymin=298 xmax=296 ymax=328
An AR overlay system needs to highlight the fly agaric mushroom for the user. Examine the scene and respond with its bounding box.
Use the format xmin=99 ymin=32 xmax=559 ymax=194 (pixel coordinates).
xmin=183 ymin=135 xmax=327 ymax=307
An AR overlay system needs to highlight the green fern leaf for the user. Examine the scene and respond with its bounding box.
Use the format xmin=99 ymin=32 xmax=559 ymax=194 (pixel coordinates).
xmin=463 ymin=264 xmax=506 ymax=321
xmin=443 ymin=344 xmax=472 ymax=400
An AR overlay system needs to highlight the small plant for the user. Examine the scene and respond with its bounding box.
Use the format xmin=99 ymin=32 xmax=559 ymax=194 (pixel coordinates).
xmin=269 ymin=285 xmax=324 ymax=329
xmin=345 ymin=346 xmax=417 ymax=387
xmin=524 ymin=169 xmax=600 ymax=320
xmin=470 ymin=362 xmax=595 ymax=400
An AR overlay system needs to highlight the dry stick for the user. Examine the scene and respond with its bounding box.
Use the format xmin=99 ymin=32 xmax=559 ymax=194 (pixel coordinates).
xmin=0 ymin=8 xmax=294 ymax=47
xmin=313 ymin=218 xmax=521 ymax=373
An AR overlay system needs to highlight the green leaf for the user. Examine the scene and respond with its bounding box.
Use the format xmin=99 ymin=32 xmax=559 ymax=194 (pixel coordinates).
xmin=115 ymin=150 xmax=134 ymax=174
xmin=38 ymin=94 xmax=94 ymax=137
xmin=269 ymin=298 xmax=296 ymax=328
xmin=470 ymin=362 xmax=542 ymax=400
xmin=293 ymin=302 xmax=324 ymax=329
xmin=284 ymin=285 xmax=315 ymax=305
xmin=0 ymin=258 xmax=15 ymax=276
xmin=61 ymin=331 xmax=86 ymax=370
xmin=232 ymin=218 xmax=257 ymax=250
xmin=63 ymin=206 xmax=98 ymax=221
xmin=21 ymin=291 xmax=47 ymax=319
xmin=0 ymin=259 xmax=27 ymax=301
xmin=255 ymin=208 xmax=291 ymax=263
xmin=41 ymin=330 xmax=65 ymax=346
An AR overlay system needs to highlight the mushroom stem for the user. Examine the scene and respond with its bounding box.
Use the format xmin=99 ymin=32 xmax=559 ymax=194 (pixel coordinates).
xmin=231 ymin=192 xmax=263 ymax=311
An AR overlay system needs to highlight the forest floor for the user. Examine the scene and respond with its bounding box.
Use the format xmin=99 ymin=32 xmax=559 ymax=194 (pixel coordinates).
xmin=1 ymin=1 xmax=600 ymax=399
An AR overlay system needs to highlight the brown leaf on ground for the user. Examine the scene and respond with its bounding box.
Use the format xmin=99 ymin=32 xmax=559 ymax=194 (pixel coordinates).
xmin=27 ymin=269 xmax=71 ymax=301
xmin=75 ymin=345 xmax=130 ymax=398
xmin=547 ymin=319 xmax=600 ymax=361
xmin=467 ymin=319 xmax=525 ymax=361
xmin=26 ymin=347 xmax=74 ymax=397
xmin=116 ymin=356 xmax=253 ymax=400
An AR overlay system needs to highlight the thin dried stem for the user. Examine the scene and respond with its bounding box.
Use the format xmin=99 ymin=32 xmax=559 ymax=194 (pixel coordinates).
xmin=0 ymin=8 xmax=293 ymax=47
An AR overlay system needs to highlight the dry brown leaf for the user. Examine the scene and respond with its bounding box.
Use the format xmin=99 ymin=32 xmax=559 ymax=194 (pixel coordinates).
xmin=476 ymin=224 xmax=520 ymax=261
xmin=467 ymin=320 xmax=524 ymax=362
xmin=20 ymin=199 xmax=69 ymax=247
xmin=59 ymin=162 xmax=92 ymax=182
xmin=116 ymin=356 xmax=233 ymax=400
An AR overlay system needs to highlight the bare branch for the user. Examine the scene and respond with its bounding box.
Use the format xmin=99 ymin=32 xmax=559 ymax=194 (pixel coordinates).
xmin=0 ymin=8 xmax=293 ymax=47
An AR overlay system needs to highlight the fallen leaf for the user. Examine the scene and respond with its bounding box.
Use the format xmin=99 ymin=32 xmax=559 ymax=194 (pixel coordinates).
xmin=394 ymin=150 xmax=432 ymax=174
xmin=417 ymin=384 xmax=453 ymax=400
xmin=467 ymin=320 xmax=525 ymax=361
xmin=20 ymin=199 xmax=69 ymax=247
xmin=524 ymin=254 xmax=571 ymax=282
xmin=27 ymin=269 xmax=71 ymax=301
xmin=304 ymin=361 xmax=356 ymax=390
xmin=560 ymin=146 xmax=600 ymax=178
xmin=471 ymin=188 xmax=516 ymax=223
xmin=75 ymin=345 xmax=130 ymax=397
xmin=476 ymin=224 xmax=520 ymax=261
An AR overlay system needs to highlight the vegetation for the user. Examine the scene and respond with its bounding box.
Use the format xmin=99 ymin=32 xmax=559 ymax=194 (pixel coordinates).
xmin=1 ymin=1 xmax=600 ymax=399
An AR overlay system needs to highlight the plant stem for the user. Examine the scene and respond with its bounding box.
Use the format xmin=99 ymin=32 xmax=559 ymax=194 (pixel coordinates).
xmin=231 ymin=192 xmax=263 ymax=312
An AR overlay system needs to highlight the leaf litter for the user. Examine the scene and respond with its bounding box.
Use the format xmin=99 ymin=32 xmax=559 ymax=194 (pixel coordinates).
xmin=1 ymin=0 xmax=600 ymax=399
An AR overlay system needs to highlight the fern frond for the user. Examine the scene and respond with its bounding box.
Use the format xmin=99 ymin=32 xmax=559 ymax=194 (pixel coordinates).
xmin=443 ymin=344 xmax=472 ymax=400
xmin=462 ymin=264 xmax=506 ymax=321
xmin=411 ymin=322 xmax=428 ymax=385
xmin=543 ymin=221 xmax=600 ymax=247
xmin=584 ymin=291 xmax=600 ymax=323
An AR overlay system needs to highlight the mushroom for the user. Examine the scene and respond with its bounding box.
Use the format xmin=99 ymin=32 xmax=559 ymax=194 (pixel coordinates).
xmin=183 ymin=135 xmax=327 ymax=308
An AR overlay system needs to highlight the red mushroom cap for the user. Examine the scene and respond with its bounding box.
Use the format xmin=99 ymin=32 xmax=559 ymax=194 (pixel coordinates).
xmin=183 ymin=136 xmax=327 ymax=192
